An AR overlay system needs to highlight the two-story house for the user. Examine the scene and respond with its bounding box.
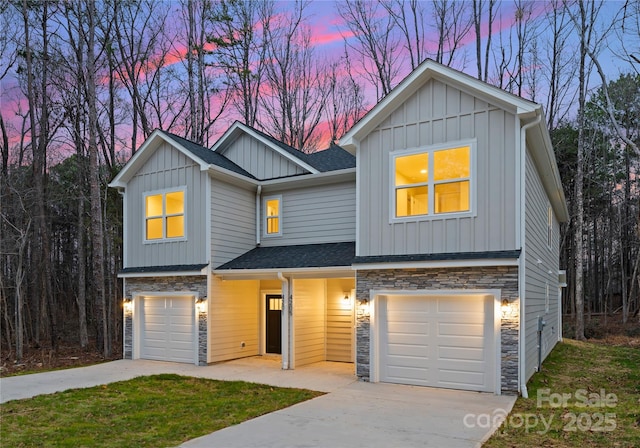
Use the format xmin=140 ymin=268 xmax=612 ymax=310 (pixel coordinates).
xmin=109 ymin=60 xmax=568 ymax=396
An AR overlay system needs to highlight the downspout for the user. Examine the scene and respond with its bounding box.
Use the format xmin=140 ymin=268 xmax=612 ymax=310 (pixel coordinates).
xmin=518 ymin=109 xmax=543 ymax=399
xmin=255 ymin=185 xmax=262 ymax=245
xmin=277 ymin=272 xmax=290 ymax=370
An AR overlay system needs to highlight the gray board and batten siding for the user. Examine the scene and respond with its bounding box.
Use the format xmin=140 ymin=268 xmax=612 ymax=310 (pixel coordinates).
xmin=125 ymin=141 xmax=208 ymax=268
xmin=357 ymin=77 xmax=518 ymax=257
xmin=523 ymin=149 xmax=561 ymax=383
xmin=218 ymin=132 xmax=309 ymax=179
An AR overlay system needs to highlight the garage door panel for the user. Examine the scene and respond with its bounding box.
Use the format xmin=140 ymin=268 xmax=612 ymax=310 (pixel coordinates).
xmin=436 ymin=297 xmax=484 ymax=313
xmin=439 ymin=346 xmax=485 ymax=361
xmin=438 ymin=322 xmax=484 ymax=336
xmin=140 ymin=296 xmax=195 ymax=364
xmin=379 ymin=294 xmax=495 ymax=392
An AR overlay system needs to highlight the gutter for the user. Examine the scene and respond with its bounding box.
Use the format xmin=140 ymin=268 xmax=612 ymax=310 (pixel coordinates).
xmin=255 ymin=185 xmax=262 ymax=245
xmin=277 ymin=272 xmax=290 ymax=370
xmin=518 ymin=108 xmax=543 ymax=398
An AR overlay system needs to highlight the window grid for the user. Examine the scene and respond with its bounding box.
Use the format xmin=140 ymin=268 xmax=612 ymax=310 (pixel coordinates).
xmin=144 ymin=190 xmax=185 ymax=241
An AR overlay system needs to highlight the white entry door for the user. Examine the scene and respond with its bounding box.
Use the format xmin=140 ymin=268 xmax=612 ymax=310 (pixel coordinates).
xmin=140 ymin=296 xmax=195 ymax=363
xmin=379 ymin=294 xmax=495 ymax=392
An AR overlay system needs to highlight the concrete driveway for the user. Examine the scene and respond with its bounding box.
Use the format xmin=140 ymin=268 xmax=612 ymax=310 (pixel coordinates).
xmin=1 ymin=358 xmax=516 ymax=447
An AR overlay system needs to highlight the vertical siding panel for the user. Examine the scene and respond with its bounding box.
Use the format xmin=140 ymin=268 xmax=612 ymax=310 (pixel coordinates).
xmin=488 ymin=109 xmax=505 ymax=251
xmin=325 ymin=278 xmax=355 ymax=362
xmin=446 ymin=84 xmax=460 ymax=115
xmin=473 ymin=110 xmax=488 ymax=251
xmin=209 ymin=278 xmax=260 ymax=363
xmin=380 ymin=128 xmax=392 ymax=254
xmin=294 ymin=279 xmax=326 ymax=367
xmin=432 ymin=80 xmax=445 ymax=116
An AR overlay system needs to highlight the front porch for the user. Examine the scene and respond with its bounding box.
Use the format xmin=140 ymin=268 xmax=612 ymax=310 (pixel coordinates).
xmin=207 ymin=276 xmax=356 ymax=369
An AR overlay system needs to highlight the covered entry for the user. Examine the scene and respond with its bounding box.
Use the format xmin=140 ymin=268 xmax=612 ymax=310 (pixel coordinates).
xmin=374 ymin=292 xmax=499 ymax=392
xmin=137 ymin=295 xmax=196 ymax=364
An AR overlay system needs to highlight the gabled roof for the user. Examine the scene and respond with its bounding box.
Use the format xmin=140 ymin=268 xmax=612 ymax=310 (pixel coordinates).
xmin=339 ymin=58 xmax=568 ymax=222
xmin=109 ymin=129 xmax=255 ymax=189
xmin=340 ymin=59 xmax=539 ymax=150
xmin=215 ymin=242 xmax=356 ymax=270
xmin=212 ymin=121 xmax=355 ymax=175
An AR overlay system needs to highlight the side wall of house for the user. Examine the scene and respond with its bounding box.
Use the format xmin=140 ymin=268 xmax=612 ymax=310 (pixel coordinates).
xmin=208 ymin=277 xmax=260 ymax=363
xmin=220 ymin=133 xmax=308 ymax=179
xmin=210 ymin=178 xmax=257 ymax=268
xmin=523 ymin=150 xmax=561 ymax=383
xmin=357 ymin=78 xmax=518 ymax=257
xmin=326 ymin=278 xmax=356 ymax=362
xmin=125 ymin=142 xmax=208 ymax=267
xmin=293 ymin=278 xmax=326 ymax=367
xmin=260 ymin=181 xmax=356 ymax=246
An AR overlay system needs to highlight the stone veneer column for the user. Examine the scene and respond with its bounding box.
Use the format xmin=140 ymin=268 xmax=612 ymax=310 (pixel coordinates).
xmin=355 ymin=266 xmax=520 ymax=395
xmin=197 ymin=306 xmax=208 ymax=366
xmin=123 ymin=275 xmax=208 ymax=365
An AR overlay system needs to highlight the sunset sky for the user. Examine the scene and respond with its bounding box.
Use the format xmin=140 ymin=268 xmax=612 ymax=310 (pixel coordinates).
xmin=0 ymin=0 xmax=635 ymax=158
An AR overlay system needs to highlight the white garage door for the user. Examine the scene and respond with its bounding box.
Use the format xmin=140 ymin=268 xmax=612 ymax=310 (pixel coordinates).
xmin=141 ymin=296 xmax=195 ymax=363
xmin=379 ymin=294 xmax=495 ymax=392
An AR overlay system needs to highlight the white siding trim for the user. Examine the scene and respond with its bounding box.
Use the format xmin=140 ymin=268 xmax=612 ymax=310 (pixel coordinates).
xmin=353 ymin=258 xmax=519 ymax=271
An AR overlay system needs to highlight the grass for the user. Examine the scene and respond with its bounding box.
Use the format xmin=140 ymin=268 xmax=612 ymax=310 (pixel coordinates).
xmin=485 ymin=339 xmax=640 ymax=447
xmin=0 ymin=374 xmax=323 ymax=447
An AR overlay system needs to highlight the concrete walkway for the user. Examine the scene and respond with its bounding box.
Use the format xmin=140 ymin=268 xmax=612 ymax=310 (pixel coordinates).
xmin=0 ymin=358 xmax=516 ymax=447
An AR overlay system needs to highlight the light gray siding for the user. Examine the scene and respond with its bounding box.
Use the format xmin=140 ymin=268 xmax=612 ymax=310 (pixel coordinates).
xmin=125 ymin=142 xmax=207 ymax=267
xmin=523 ymin=150 xmax=561 ymax=383
xmin=220 ymin=133 xmax=308 ymax=179
xmin=210 ymin=178 xmax=256 ymax=267
xmin=357 ymin=78 xmax=518 ymax=256
xmin=260 ymin=181 xmax=356 ymax=246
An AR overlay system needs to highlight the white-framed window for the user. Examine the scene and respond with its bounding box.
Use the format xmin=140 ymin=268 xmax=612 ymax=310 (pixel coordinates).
xmin=144 ymin=188 xmax=186 ymax=242
xmin=263 ymin=195 xmax=282 ymax=237
xmin=547 ymin=205 xmax=553 ymax=249
xmin=390 ymin=140 xmax=475 ymax=221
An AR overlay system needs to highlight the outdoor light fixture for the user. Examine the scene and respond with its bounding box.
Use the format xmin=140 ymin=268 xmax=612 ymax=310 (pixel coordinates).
xmin=502 ymin=299 xmax=509 ymax=307
xmin=123 ymin=298 xmax=133 ymax=311
xmin=344 ymin=294 xmax=350 ymax=301
xmin=195 ymin=296 xmax=207 ymax=312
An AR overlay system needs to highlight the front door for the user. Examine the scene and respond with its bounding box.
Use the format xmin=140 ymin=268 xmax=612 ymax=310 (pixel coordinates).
xmin=265 ymin=294 xmax=282 ymax=354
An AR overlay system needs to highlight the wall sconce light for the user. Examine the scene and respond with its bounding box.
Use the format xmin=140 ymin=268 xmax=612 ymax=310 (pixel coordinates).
xmin=501 ymin=298 xmax=517 ymax=319
xmin=343 ymin=294 xmax=350 ymax=301
xmin=502 ymin=298 xmax=509 ymax=307
xmin=195 ymin=297 xmax=207 ymax=312
xmin=123 ymin=297 xmax=133 ymax=311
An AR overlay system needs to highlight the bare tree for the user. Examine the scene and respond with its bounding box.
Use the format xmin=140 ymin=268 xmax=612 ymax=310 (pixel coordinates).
xmin=261 ymin=1 xmax=326 ymax=152
xmin=337 ymin=0 xmax=400 ymax=100
xmin=379 ymin=0 xmax=426 ymax=70
xmin=210 ymin=0 xmax=274 ymax=127
xmin=544 ymin=0 xmax=577 ymax=131
xmin=324 ymin=53 xmax=366 ymax=144
xmin=430 ymin=0 xmax=473 ymax=67
xmin=472 ymin=0 xmax=496 ymax=82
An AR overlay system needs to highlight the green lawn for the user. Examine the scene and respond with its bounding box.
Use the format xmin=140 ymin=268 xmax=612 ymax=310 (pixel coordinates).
xmin=0 ymin=374 xmax=323 ymax=447
xmin=485 ymin=339 xmax=640 ymax=447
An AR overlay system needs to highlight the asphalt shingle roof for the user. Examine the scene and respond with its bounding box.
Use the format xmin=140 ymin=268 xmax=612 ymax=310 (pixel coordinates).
xmin=216 ymin=242 xmax=356 ymax=270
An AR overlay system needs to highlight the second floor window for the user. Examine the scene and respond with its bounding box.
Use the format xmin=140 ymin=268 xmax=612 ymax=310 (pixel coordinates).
xmin=145 ymin=189 xmax=185 ymax=241
xmin=264 ymin=196 xmax=282 ymax=236
xmin=393 ymin=142 xmax=473 ymax=219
